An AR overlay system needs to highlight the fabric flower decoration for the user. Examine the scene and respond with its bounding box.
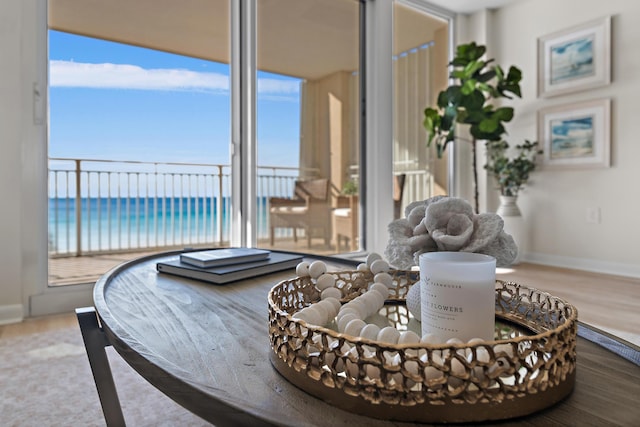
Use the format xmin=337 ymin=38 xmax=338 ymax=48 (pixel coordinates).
xmin=385 ymin=196 xmax=517 ymax=268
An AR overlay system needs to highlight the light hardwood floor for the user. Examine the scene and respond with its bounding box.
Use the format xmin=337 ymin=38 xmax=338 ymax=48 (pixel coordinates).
xmin=10 ymin=261 xmax=640 ymax=347
xmin=496 ymin=263 xmax=640 ymax=346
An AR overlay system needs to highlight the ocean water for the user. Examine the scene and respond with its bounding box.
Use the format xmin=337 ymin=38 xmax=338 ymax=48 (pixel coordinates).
xmin=48 ymin=197 xmax=271 ymax=254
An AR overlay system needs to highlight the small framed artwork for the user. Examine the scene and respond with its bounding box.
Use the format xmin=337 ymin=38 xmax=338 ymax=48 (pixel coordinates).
xmin=538 ymin=16 xmax=611 ymax=97
xmin=538 ymin=98 xmax=611 ymax=169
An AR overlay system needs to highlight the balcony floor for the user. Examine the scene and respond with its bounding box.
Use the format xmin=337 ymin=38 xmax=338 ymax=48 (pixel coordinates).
xmin=48 ymin=239 xmax=343 ymax=286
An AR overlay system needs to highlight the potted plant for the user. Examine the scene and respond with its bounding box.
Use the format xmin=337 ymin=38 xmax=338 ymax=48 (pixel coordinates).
xmin=423 ymin=42 xmax=523 ymax=213
xmin=484 ymin=139 xmax=542 ymax=210
xmin=484 ymin=139 xmax=541 ymax=264
xmin=341 ymin=179 xmax=358 ymax=196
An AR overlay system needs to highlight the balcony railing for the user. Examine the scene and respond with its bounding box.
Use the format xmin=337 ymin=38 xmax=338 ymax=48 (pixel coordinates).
xmin=49 ymin=158 xmax=436 ymax=257
xmin=48 ymin=158 xmax=302 ymax=256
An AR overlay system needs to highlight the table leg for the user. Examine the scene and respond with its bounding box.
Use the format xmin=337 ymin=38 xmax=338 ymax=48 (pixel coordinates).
xmin=76 ymin=307 xmax=126 ymax=427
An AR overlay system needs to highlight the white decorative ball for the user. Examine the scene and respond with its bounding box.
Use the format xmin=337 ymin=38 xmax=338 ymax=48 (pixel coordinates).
xmin=337 ymin=306 xmax=361 ymax=321
xmin=342 ymin=301 xmax=367 ymax=319
xmin=308 ymin=261 xmax=327 ymax=279
xmin=315 ymin=273 xmax=336 ymax=290
xmin=363 ymin=290 xmax=384 ymax=312
xmin=369 ymin=259 xmax=390 ymax=275
xmin=373 ymin=272 xmax=393 ymax=288
xmin=322 ymin=297 xmax=341 ymax=315
xmin=366 ymin=252 xmax=382 ymax=267
xmin=344 ymin=318 xmax=366 ymax=337
xmin=311 ymin=302 xmax=330 ymax=322
xmin=295 ymin=261 xmax=310 ymax=277
xmin=377 ymin=326 xmax=400 ymax=344
xmin=321 ymin=287 xmax=341 ymax=301
xmin=359 ymin=324 xmax=381 ymax=341
xmin=297 ymin=306 xmax=323 ymax=326
xmin=356 ymin=263 xmax=369 ymax=272
xmin=369 ymin=283 xmax=389 ymax=300
xmin=397 ymin=330 xmax=421 ymax=345
xmin=337 ymin=313 xmax=359 ymax=332
xmin=420 ymin=333 xmax=442 ymax=345
xmin=317 ymin=299 xmax=339 ymax=318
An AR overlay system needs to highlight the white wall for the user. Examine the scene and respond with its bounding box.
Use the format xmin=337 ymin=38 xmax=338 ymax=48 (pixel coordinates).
xmin=0 ymin=0 xmax=25 ymax=323
xmin=480 ymin=0 xmax=640 ymax=276
xmin=0 ymin=0 xmax=49 ymax=324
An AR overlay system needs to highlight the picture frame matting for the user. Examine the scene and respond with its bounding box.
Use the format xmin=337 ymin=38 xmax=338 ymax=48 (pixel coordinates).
xmin=537 ymin=98 xmax=611 ymax=169
xmin=537 ymin=16 xmax=611 ymax=98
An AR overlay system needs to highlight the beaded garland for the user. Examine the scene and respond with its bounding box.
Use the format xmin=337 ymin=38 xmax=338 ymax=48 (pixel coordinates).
xmin=291 ymin=253 xmax=497 ymax=351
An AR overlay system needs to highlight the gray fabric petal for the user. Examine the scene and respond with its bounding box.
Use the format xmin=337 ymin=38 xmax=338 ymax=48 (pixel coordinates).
xmin=408 ymin=234 xmax=437 ymax=252
xmin=424 ymin=197 xmax=474 ymax=233
xmin=387 ymin=218 xmax=413 ymax=239
xmin=461 ymin=213 xmax=504 ymax=252
xmin=473 ymin=231 xmax=518 ymax=267
xmin=407 ymin=204 xmax=426 ymax=227
xmin=431 ymin=213 xmax=474 ymax=251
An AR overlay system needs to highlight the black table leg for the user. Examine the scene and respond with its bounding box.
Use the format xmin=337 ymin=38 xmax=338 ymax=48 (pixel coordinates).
xmin=76 ymin=307 xmax=126 ymax=427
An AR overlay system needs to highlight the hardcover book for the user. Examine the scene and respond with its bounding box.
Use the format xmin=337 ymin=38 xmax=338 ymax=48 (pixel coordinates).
xmin=179 ymin=247 xmax=270 ymax=268
xmin=157 ymin=252 xmax=303 ymax=285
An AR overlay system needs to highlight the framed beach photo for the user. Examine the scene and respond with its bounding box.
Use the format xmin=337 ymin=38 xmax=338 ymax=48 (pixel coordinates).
xmin=538 ymin=98 xmax=611 ymax=169
xmin=538 ymin=16 xmax=611 ymax=97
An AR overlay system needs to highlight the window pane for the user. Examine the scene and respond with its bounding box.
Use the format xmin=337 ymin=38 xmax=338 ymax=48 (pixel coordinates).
xmin=258 ymin=0 xmax=361 ymax=254
xmin=47 ymin=0 xmax=232 ymax=285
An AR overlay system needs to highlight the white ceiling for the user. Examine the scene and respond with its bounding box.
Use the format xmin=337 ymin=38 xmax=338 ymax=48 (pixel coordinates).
xmin=48 ymin=0 xmax=523 ymax=80
xmin=49 ymin=0 xmax=446 ymax=80
xmin=426 ymin=0 xmax=524 ymax=14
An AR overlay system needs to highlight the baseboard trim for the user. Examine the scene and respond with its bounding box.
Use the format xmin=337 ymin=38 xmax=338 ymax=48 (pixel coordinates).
xmin=523 ymin=252 xmax=640 ymax=279
xmin=0 ymin=304 xmax=25 ymax=325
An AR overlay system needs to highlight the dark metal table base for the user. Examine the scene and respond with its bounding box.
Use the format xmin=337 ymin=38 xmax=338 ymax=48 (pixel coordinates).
xmin=76 ymin=307 xmax=126 ymax=427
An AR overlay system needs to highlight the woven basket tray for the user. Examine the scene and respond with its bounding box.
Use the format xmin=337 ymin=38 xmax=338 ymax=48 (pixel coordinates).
xmin=268 ymin=269 xmax=578 ymax=423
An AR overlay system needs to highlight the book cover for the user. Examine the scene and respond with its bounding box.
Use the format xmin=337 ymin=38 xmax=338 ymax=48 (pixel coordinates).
xmin=157 ymin=252 xmax=303 ymax=285
xmin=179 ymin=247 xmax=270 ymax=268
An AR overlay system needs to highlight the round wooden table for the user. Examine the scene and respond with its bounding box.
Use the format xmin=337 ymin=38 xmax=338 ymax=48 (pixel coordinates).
xmin=87 ymin=250 xmax=640 ymax=426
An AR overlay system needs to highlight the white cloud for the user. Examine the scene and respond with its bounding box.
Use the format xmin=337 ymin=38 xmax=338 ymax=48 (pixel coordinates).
xmin=50 ymin=60 xmax=228 ymax=92
xmin=258 ymin=78 xmax=300 ymax=94
xmin=50 ymin=60 xmax=300 ymax=95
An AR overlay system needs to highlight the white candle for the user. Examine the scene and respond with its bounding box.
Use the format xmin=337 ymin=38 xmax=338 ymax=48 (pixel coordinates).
xmin=419 ymin=252 xmax=496 ymax=342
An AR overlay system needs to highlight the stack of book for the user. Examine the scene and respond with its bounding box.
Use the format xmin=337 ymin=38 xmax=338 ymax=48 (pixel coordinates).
xmin=156 ymin=248 xmax=302 ymax=285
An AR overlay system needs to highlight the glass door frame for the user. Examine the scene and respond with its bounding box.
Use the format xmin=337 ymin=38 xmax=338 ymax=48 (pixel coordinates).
xmin=230 ymin=0 xmax=456 ymax=253
xmin=397 ymin=0 xmax=456 ymax=196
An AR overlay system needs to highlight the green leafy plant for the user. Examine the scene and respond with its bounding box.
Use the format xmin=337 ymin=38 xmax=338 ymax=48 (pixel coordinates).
xmin=484 ymin=139 xmax=542 ymax=197
xmin=423 ymin=42 xmax=523 ymax=212
xmin=341 ymin=180 xmax=358 ymax=196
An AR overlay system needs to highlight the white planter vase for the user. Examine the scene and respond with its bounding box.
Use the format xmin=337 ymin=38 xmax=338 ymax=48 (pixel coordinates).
xmin=497 ymin=195 xmax=521 ymax=217
xmin=497 ymin=195 xmax=526 ymax=265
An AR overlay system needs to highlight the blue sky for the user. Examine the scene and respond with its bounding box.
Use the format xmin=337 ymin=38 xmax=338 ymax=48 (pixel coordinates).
xmin=48 ymin=30 xmax=302 ymax=167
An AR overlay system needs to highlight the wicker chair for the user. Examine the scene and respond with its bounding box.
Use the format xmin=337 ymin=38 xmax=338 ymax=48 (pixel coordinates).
xmin=332 ymin=174 xmax=406 ymax=252
xmin=333 ymin=194 xmax=359 ymax=251
xmin=268 ymin=178 xmax=331 ymax=247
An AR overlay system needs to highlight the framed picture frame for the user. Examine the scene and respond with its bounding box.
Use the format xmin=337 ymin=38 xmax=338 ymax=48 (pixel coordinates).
xmin=538 ymin=98 xmax=611 ymax=169
xmin=538 ymin=16 xmax=611 ymax=98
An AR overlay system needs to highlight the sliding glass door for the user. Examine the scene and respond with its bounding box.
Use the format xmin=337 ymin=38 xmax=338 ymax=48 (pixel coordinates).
xmin=38 ymin=0 xmax=456 ymax=314
xmin=256 ymin=0 xmax=361 ymax=254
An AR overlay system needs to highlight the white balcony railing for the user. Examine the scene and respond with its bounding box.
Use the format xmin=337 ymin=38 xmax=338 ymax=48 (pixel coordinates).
xmin=48 ymin=158 xmax=301 ymax=256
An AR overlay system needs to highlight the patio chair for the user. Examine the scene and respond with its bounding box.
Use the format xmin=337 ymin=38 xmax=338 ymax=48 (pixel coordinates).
xmin=332 ymin=173 xmax=406 ymax=251
xmin=269 ymin=178 xmax=331 ymax=247
xmin=333 ymin=194 xmax=359 ymax=251
xmin=393 ymin=173 xmax=406 ymax=219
